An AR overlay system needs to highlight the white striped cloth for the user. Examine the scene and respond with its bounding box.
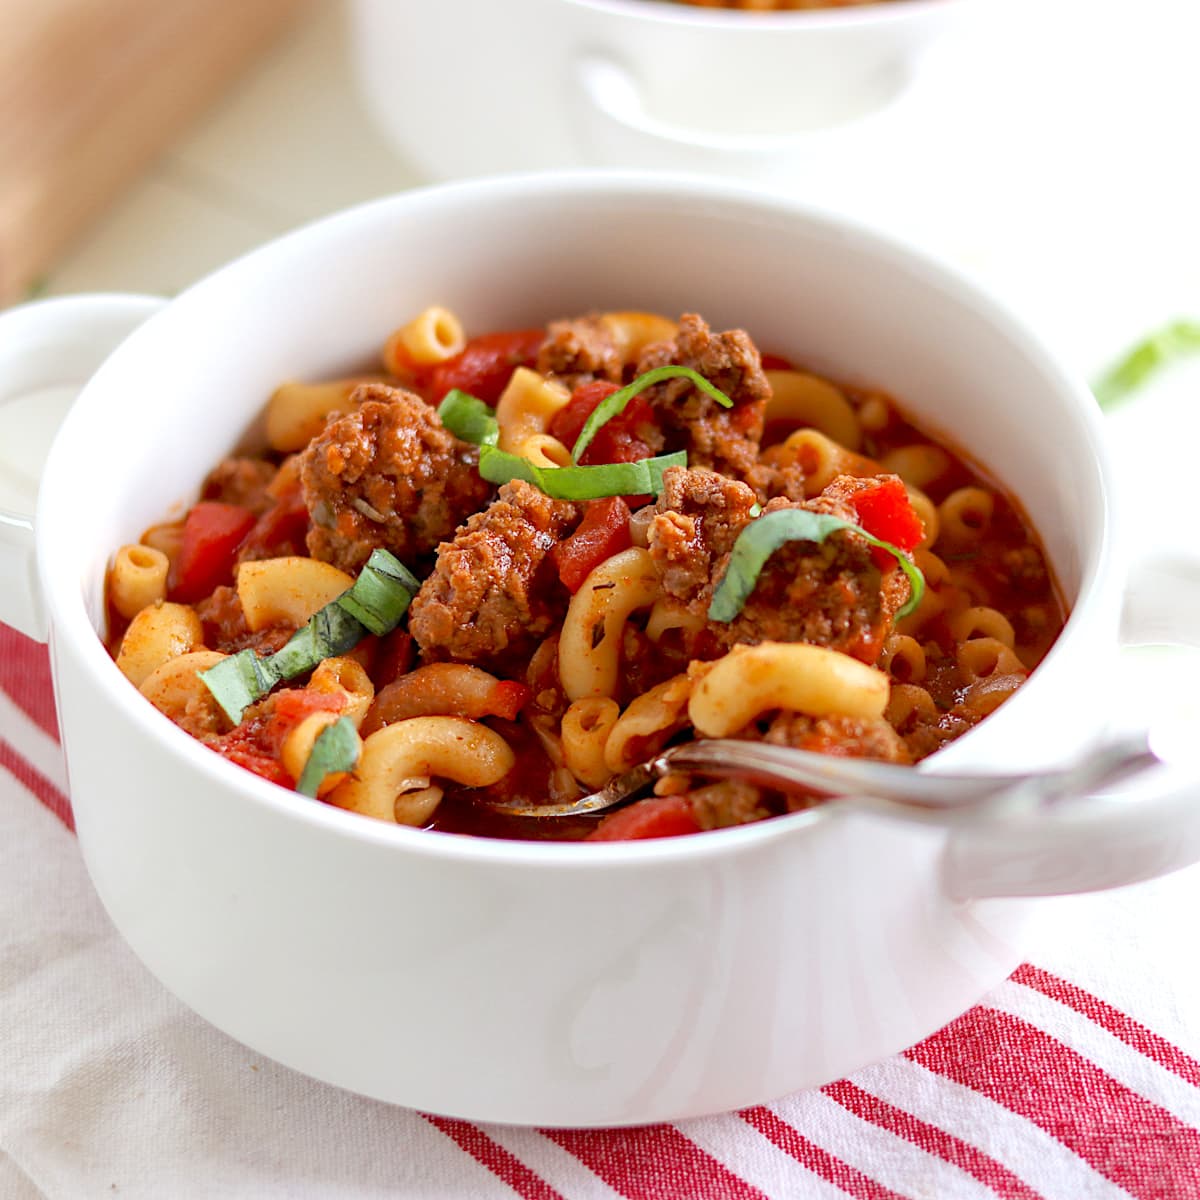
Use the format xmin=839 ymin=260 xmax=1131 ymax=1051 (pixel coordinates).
xmin=3 ymin=624 xmax=1199 ymax=1200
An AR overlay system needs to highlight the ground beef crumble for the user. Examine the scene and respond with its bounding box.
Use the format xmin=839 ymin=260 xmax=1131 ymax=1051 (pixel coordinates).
xmin=536 ymin=316 xmax=624 ymax=391
xmin=635 ymin=313 xmax=771 ymax=491
xmin=200 ymin=458 xmax=278 ymax=514
xmin=647 ymin=467 xmax=759 ymax=609
xmin=408 ymin=480 xmax=582 ymax=671
xmin=299 ymin=382 xmax=493 ymax=574
xmin=646 ymin=466 xmax=903 ymax=664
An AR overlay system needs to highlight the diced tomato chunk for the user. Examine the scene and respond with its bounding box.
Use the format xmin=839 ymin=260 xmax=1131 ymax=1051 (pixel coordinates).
xmin=371 ymin=629 xmax=416 ymax=690
xmin=267 ymin=687 xmax=345 ymax=738
xmin=171 ymin=501 xmax=257 ymax=603
xmin=587 ymin=795 xmax=703 ymax=841
xmin=208 ymin=739 xmax=294 ymax=788
xmin=760 ymin=352 xmax=794 ymax=371
xmin=548 ymin=380 xmax=657 ymax=466
xmin=489 ymin=680 xmax=532 ymax=721
xmin=552 ymin=496 xmax=633 ymax=592
xmin=426 ymin=329 xmax=546 ymax=405
xmin=237 ymin=486 xmax=309 ymax=561
xmin=205 ymin=686 xmax=347 ymax=790
xmin=849 ymin=476 xmax=924 ymax=554
xmin=548 ymin=380 xmax=620 ymax=450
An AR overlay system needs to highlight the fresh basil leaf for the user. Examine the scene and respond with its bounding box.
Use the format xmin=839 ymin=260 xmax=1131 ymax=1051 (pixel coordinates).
xmin=571 ymin=366 xmax=733 ymax=463
xmin=199 ymin=550 xmax=418 ymax=723
xmin=478 ymin=444 xmax=686 ymax=499
xmin=296 ymin=716 xmax=360 ymax=798
xmin=708 ymin=507 xmax=925 ymax=623
xmin=437 ymin=389 xmax=499 ymax=446
xmin=336 ymin=548 xmax=418 ymax=635
xmin=199 ymin=649 xmax=282 ymax=725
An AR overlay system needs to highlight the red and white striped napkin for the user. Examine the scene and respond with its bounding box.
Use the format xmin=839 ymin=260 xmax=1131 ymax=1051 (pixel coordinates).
xmin=3 ymin=622 xmax=1199 ymax=1200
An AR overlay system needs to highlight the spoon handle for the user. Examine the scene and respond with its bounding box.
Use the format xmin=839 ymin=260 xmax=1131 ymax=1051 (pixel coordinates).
xmin=662 ymin=734 xmax=1160 ymax=812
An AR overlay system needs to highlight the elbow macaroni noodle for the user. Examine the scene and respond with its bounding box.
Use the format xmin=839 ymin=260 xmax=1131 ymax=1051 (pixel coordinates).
xmin=598 ymin=311 xmax=679 ymax=363
xmin=689 ymin=643 xmax=889 ymax=738
xmin=266 ymin=379 xmax=373 ymax=452
xmin=777 ymin=428 xmax=881 ymax=497
xmin=116 ymin=602 xmax=204 ymax=688
xmin=496 ymin=367 xmax=573 ymax=465
xmin=384 ymin=305 xmax=466 ymax=371
xmin=561 ymin=698 xmax=621 ymax=788
xmin=559 ymin=547 xmax=660 ymax=701
xmin=604 ymin=674 xmax=693 ymax=774
xmin=109 ymin=544 xmax=170 ymax=619
xmin=764 ymin=370 xmax=862 ymax=451
xmin=236 ymin=557 xmax=354 ymax=632
xmin=329 ymin=716 xmax=515 ymax=825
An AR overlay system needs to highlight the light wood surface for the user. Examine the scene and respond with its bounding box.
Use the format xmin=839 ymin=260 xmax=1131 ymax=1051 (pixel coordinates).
xmin=0 ymin=0 xmax=307 ymax=302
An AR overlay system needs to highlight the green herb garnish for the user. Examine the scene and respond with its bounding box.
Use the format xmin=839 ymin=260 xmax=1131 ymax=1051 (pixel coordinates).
xmin=200 ymin=548 xmax=417 ymax=723
xmin=200 ymin=648 xmax=283 ymax=727
xmin=1093 ymin=320 xmax=1200 ymax=410
xmin=708 ymin=508 xmax=925 ymax=623
xmin=478 ymin=446 xmax=687 ymax=499
xmin=570 ymin=366 xmax=732 ymax=463
xmin=437 ymin=389 xmax=501 ymax=447
xmin=438 ymin=388 xmax=687 ymax=499
xmin=296 ymin=716 xmax=360 ymax=798
xmin=336 ymin=551 xmax=421 ymax=635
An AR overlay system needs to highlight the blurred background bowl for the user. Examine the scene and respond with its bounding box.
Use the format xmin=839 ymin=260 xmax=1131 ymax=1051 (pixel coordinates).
xmin=351 ymin=0 xmax=981 ymax=182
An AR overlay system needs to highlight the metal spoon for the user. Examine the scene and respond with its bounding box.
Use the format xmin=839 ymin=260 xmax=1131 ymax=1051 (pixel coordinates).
xmin=483 ymin=732 xmax=1162 ymax=821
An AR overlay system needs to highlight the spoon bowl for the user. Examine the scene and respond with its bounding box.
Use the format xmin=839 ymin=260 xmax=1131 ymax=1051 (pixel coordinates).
xmin=482 ymin=733 xmax=1162 ymax=823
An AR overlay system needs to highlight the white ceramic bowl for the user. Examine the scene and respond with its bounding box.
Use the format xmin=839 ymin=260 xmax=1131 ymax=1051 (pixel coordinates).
xmin=352 ymin=0 xmax=979 ymax=180
xmin=2 ymin=172 xmax=1199 ymax=1127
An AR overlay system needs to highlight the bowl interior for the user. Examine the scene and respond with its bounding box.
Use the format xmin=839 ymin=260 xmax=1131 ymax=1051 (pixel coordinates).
xmin=40 ymin=173 xmax=1109 ymax=777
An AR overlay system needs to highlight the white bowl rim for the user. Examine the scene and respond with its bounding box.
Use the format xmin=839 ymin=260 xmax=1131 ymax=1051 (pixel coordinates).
xmin=41 ymin=167 xmax=1115 ymax=871
xmin=562 ymin=0 xmax=973 ymax=30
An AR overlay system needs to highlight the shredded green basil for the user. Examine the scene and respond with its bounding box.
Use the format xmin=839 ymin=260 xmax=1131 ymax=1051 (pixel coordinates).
xmin=437 ymin=389 xmax=500 ymax=446
xmin=570 ymin=366 xmax=733 ymax=463
xmin=438 ymin=387 xmax=685 ymax=499
xmin=296 ymin=716 xmax=360 ymax=797
xmin=708 ymin=508 xmax=925 ymax=624
xmin=336 ymin=550 xmax=420 ymax=635
xmin=478 ymin=446 xmax=686 ymax=499
xmin=1093 ymin=320 xmax=1200 ymax=410
xmin=200 ymin=649 xmax=283 ymax=728
xmin=199 ymin=548 xmax=417 ymax=724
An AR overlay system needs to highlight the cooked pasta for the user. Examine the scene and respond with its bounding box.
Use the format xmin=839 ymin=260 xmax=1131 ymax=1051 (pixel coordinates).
xmin=938 ymin=486 xmax=995 ymax=551
xmin=266 ymin=378 xmax=376 ymax=452
xmin=561 ymin=697 xmax=621 ymax=788
xmin=764 ymin=370 xmax=861 ymax=451
xmin=495 ymin=367 xmax=573 ymax=464
xmin=115 ymin=602 xmax=204 ymax=687
xmin=104 ymin=305 xmax=1064 ymax=841
xmin=109 ymin=544 xmax=170 ymax=619
xmin=329 ymin=716 xmax=515 ymax=825
xmin=599 ymin=311 xmax=679 ymax=363
xmin=383 ymin=305 xmax=466 ymax=371
xmin=776 ymin=428 xmax=881 ymax=497
xmin=689 ymin=642 xmax=890 ymax=737
xmin=236 ymin=557 xmax=354 ymax=632
xmin=604 ymin=674 xmax=693 ymax=774
xmin=558 ymin=547 xmax=660 ymax=701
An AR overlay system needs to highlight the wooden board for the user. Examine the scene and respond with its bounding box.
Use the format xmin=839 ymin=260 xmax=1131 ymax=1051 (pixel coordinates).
xmin=0 ymin=0 xmax=307 ymax=303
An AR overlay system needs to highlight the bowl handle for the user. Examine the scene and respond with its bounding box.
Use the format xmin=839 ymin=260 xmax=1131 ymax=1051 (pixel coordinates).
xmin=0 ymin=294 xmax=165 ymax=642
xmin=943 ymin=548 xmax=1200 ymax=900
xmin=570 ymin=53 xmax=909 ymax=176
